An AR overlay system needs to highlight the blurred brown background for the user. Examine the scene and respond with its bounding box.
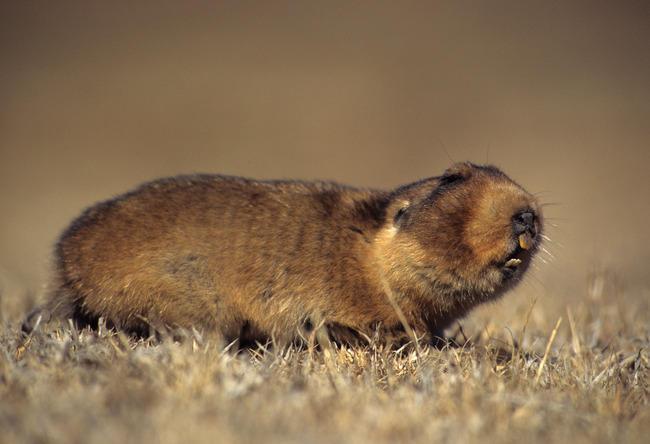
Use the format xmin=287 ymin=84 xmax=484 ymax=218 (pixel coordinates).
xmin=1 ymin=1 xmax=649 ymax=303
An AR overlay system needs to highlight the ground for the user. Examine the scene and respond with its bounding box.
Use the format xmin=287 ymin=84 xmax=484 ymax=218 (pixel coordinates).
xmin=1 ymin=273 xmax=648 ymax=444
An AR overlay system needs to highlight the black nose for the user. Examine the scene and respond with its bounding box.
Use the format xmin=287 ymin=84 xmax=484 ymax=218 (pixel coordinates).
xmin=513 ymin=211 xmax=536 ymax=236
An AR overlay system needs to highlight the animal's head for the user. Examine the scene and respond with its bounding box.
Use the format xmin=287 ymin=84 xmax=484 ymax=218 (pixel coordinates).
xmin=378 ymin=162 xmax=542 ymax=297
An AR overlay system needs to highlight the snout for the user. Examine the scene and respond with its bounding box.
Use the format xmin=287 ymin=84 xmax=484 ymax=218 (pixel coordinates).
xmin=513 ymin=210 xmax=537 ymax=236
xmin=499 ymin=210 xmax=540 ymax=279
xmin=512 ymin=210 xmax=538 ymax=250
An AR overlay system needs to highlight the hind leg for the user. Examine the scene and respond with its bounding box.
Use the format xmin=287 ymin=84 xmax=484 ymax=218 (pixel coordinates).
xmin=21 ymin=289 xmax=76 ymax=334
xmin=20 ymin=278 xmax=107 ymax=334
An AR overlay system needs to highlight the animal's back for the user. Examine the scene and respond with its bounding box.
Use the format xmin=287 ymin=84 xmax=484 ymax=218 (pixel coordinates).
xmin=51 ymin=175 xmax=385 ymax=340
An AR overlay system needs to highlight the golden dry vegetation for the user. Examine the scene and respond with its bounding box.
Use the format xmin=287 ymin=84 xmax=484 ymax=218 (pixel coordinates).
xmin=1 ymin=270 xmax=648 ymax=444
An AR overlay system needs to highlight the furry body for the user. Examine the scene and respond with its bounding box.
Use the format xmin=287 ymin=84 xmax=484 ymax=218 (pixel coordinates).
xmin=24 ymin=162 xmax=542 ymax=345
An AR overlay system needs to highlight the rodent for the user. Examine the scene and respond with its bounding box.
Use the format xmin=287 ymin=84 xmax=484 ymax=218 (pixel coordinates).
xmin=22 ymin=162 xmax=542 ymax=346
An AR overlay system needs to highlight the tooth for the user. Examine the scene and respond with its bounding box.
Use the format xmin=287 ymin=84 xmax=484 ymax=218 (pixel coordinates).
xmin=505 ymin=258 xmax=522 ymax=267
xmin=519 ymin=233 xmax=532 ymax=250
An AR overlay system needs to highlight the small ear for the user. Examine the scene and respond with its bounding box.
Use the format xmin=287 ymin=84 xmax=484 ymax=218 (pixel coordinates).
xmin=439 ymin=162 xmax=474 ymax=186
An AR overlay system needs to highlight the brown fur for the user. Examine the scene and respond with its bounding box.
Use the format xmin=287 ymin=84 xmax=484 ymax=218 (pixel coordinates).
xmin=23 ymin=162 xmax=542 ymax=346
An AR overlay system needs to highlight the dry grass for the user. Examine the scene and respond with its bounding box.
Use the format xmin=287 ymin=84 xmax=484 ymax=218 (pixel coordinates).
xmin=1 ymin=274 xmax=648 ymax=444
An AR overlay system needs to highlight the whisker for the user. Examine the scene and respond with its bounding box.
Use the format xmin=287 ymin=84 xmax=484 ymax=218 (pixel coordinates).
xmin=540 ymin=246 xmax=555 ymax=259
xmin=540 ymin=253 xmax=555 ymax=263
xmin=539 ymin=247 xmax=561 ymax=260
xmin=538 ymin=236 xmax=558 ymax=248
xmin=542 ymin=229 xmax=566 ymax=238
xmin=532 ymin=253 xmax=564 ymax=275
